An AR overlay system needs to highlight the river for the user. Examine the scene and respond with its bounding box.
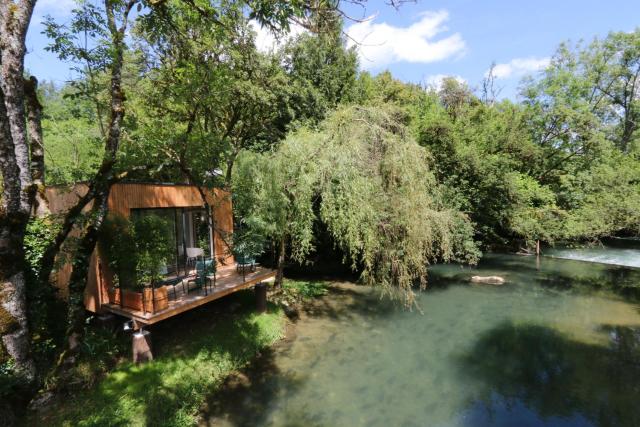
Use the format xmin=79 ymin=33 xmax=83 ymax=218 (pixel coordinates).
xmin=203 ymin=251 xmax=640 ymax=427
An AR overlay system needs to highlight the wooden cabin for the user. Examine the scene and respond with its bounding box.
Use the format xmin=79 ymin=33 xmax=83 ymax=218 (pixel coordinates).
xmin=47 ymin=182 xmax=275 ymax=331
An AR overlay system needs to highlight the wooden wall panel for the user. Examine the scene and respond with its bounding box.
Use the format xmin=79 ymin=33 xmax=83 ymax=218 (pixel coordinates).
xmin=45 ymin=184 xmax=99 ymax=310
xmin=210 ymin=189 xmax=233 ymax=265
xmin=108 ymin=183 xmax=221 ymax=215
xmin=45 ymin=183 xmax=90 ymax=214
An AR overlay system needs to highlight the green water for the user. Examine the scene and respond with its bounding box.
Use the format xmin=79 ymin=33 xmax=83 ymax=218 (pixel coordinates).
xmin=205 ymin=254 xmax=640 ymax=427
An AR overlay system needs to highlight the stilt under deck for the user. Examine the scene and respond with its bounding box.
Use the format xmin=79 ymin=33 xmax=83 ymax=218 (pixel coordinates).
xmin=103 ymin=264 xmax=276 ymax=328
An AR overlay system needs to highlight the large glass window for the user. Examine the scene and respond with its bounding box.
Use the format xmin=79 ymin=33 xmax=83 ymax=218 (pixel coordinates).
xmin=131 ymin=207 xmax=212 ymax=277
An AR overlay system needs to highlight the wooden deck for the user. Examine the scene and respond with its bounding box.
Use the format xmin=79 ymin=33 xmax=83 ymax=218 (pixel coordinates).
xmin=102 ymin=265 xmax=276 ymax=327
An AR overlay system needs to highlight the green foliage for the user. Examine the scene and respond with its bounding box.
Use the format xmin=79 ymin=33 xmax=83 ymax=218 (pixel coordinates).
xmin=39 ymin=83 xmax=103 ymax=184
xmin=99 ymin=213 xmax=173 ymax=290
xmin=24 ymin=218 xmax=67 ymax=375
xmin=232 ymin=227 xmax=265 ymax=260
xmin=414 ymin=35 xmax=640 ymax=248
xmin=132 ymin=214 xmax=174 ymax=286
xmin=235 ymin=105 xmax=480 ymax=306
xmin=234 ymin=130 xmax=319 ymax=264
xmin=48 ymin=322 xmax=129 ymax=393
xmin=37 ymin=3 xmax=640 ymax=305
xmin=415 ymin=95 xmax=545 ymax=245
xmin=507 ymin=173 xmax=566 ymax=245
xmin=352 ymin=71 xmax=425 ymax=108
xmin=560 ymin=149 xmax=640 ymax=239
xmin=98 ymin=214 xmax=137 ymax=289
xmin=272 ymin=279 xmax=329 ymax=309
xmin=318 ymin=106 xmax=480 ymax=305
xmin=131 ymin=4 xmax=293 ymax=185
xmin=284 ymin=279 xmax=328 ymax=300
xmin=518 ymin=30 xmax=640 ymax=241
xmin=25 ymin=216 xmax=61 ymax=281
xmin=34 ymin=296 xmax=285 ymax=426
xmin=282 ymin=17 xmax=359 ymax=125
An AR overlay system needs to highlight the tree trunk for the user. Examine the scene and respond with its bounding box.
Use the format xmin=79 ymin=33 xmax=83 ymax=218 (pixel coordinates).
xmin=225 ymin=152 xmax=237 ymax=188
xmin=0 ymin=0 xmax=37 ymax=378
xmin=46 ymin=1 xmax=135 ymax=384
xmin=46 ymin=192 xmax=110 ymax=388
xmin=275 ymin=237 xmax=286 ymax=289
xmin=0 ymin=225 xmax=33 ymax=375
xmin=38 ymin=0 xmax=133 ymax=290
xmin=38 ymin=188 xmax=95 ymax=283
xmin=65 ymin=194 xmax=109 ymax=345
xmin=620 ymin=113 xmax=636 ymax=153
xmin=24 ymin=76 xmax=49 ymax=217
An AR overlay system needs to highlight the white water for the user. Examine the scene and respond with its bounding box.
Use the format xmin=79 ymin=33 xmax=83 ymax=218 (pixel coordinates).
xmin=546 ymin=246 xmax=640 ymax=268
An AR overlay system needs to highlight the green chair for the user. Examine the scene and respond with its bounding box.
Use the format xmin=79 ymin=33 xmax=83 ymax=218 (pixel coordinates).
xmin=236 ymin=253 xmax=256 ymax=273
xmin=233 ymin=238 xmax=262 ymax=281
xmin=235 ymin=253 xmax=256 ymax=282
xmin=187 ymin=259 xmax=216 ymax=295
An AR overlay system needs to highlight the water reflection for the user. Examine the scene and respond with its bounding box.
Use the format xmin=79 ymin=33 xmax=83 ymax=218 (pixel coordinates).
xmin=430 ymin=253 xmax=640 ymax=300
xmin=458 ymin=322 xmax=640 ymax=427
xmin=202 ymin=254 xmax=640 ymax=427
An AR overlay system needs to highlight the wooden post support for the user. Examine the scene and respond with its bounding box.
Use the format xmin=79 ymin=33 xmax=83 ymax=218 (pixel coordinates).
xmin=132 ymin=330 xmax=153 ymax=364
xmin=255 ymin=283 xmax=267 ymax=313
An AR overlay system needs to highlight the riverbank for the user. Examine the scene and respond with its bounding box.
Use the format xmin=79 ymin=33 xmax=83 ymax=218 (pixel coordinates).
xmin=25 ymin=280 xmax=332 ymax=427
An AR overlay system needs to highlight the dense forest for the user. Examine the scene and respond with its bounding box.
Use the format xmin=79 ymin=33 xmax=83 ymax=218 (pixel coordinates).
xmin=1 ymin=0 xmax=639 ymax=421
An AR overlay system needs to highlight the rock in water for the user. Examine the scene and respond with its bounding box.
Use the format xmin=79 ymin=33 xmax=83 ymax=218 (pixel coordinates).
xmin=470 ymin=275 xmax=505 ymax=285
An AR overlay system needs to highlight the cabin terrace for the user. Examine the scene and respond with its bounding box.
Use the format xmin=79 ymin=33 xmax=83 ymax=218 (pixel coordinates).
xmin=47 ymin=182 xmax=275 ymax=359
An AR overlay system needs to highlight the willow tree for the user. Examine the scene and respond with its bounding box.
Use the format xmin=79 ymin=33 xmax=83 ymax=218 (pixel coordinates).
xmin=321 ymin=107 xmax=479 ymax=305
xmin=234 ymin=130 xmax=319 ymax=286
xmin=235 ymin=105 xmax=479 ymax=306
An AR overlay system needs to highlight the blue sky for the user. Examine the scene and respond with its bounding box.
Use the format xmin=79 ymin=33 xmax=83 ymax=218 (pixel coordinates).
xmin=26 ymin=0 xmax=640 ymax=99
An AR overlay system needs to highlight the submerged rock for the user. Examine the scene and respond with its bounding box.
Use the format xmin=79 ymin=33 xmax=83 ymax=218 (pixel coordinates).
xmin=283 ymin=304 xmax=299 ymax=320
xmin=470 ymin=275 xmax=506 ymax=285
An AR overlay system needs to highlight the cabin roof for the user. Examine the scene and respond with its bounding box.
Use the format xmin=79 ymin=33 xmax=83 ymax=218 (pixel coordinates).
xmin=46 ymin=180 xmax=220 ymax=189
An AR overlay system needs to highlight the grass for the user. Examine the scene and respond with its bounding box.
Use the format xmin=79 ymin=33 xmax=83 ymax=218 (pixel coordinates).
xmin=34 ymin=290 xmax=286 ymax=427
xmin=283 ymin=279 xmax=329 ymax=299
xmin=274 ymin=279 xmax=329 ymax=307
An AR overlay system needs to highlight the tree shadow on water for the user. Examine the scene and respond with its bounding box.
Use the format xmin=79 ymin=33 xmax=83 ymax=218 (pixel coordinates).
xmin=198 ymin=345 xmax=313 ymax=427
xmin=298 ymin=285 xmax=398 ymax=321
xmin=457 ymin=321 xmax=640 ymax=427
xmin=199 ymin=285 xmax=397 ymax=427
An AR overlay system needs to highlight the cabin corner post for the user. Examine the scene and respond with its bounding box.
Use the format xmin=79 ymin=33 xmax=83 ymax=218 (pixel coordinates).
xmin=207 ymin=203 xmax=215 ymax=262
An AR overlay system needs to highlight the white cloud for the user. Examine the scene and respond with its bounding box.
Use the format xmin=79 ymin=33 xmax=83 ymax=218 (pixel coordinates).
xmin=345 ymin=10 xmax=466 ymax=70
xmin=249 ymin=20 xmax=306 ymax=53
xmin=491 ymin=57 xmax=550 ymax=79
xmin=424 ymin=74 xmax=466 ymax=91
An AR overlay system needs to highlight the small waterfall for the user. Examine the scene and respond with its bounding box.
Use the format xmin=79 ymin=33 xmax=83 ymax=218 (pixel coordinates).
xmin=546 ymin=246 xmax=640 ymax=268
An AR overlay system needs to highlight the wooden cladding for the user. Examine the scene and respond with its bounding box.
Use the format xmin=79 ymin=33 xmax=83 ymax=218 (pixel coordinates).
xmin=107 ymin=183 xmax=227 ymax=216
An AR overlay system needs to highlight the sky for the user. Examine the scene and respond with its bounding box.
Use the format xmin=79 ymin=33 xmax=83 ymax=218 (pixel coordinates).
xmin=25 ymin=0 xmax=640 ymax=99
